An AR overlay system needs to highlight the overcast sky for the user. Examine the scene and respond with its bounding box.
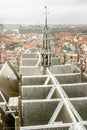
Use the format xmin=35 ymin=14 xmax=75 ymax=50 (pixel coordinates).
xmin=0 ymin=0 xmax=87 ymax=24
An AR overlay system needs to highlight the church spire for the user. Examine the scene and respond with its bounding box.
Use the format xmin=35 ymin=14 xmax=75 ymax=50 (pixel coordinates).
xmin=45 ymin=6 xmax=48 ymax=30
xmin=41 ymin=6 xmax=51 ymax=70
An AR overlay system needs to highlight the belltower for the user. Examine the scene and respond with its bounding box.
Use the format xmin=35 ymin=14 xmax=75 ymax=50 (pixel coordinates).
xmin=41 ymin=6 xmax=51 ymax=69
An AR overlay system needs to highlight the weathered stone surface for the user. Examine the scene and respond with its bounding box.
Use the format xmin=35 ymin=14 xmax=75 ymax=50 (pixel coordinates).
xmin=22 ymin=86 xmax=52 ymax=100
xmin=62 ymin=83 xmax=87 ymax=98
xmin=22 ymin=101 xmax=60 ymax=126
xmin=50 ymin=64 xmax=72 ymax=74
xmin=20 ymin=66 xmax=42 ymax=76
xmin=22 ymin=53 xmax=39 ymax=58
xmin=22 ymin=76 xmax=50 ymax=85
xmin=55 ymin=74 xmax=81 ymax=84
xmin=22 ymin=59 xmax=38 ymax=66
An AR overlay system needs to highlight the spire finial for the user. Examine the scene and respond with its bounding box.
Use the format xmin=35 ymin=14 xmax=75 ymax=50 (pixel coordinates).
xmin=44 ymin=6 xmax=48 ymax=29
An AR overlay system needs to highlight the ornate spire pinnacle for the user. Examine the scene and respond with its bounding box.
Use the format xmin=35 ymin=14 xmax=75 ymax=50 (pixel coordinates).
xmin=45 ymin=6 xmax=48 ymax=30
xmin=40 ymin=6 xmax=51 ymax=70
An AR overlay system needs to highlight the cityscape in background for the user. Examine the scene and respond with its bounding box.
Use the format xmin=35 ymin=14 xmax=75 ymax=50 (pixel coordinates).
xmin=0 ymin=24 xmax=87 ymax=72
xmin=0 ymin=0 xmax=87 ymax=129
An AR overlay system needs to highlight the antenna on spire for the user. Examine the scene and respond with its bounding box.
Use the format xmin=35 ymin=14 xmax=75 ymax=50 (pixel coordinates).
xmin=45 ymin=6 xmax=47 ymax=29
xmin=44 ymin=6 xmax=49 ymax=30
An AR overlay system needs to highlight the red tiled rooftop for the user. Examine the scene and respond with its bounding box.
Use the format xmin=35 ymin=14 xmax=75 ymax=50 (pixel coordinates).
xmin=23 ymin=43 xmax=36 ymax=49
